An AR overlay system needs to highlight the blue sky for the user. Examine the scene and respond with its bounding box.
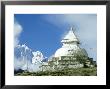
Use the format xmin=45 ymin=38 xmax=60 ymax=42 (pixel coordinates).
xmin=14 ymin=14 xmax=97 ymax=61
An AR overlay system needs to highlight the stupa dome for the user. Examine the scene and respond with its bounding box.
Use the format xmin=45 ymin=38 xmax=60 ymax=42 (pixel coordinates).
xmin=54 ymin=47 xmax=71 ymax=57
xmin=54 ymin=47 xmax=81 ymax=57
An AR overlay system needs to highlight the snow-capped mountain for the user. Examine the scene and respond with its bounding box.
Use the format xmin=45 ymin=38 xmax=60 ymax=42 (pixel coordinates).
xmin=14 ymin=44 xmax=48 ymax=72
xmin=14 ymin=44 xmax=33 ymax=62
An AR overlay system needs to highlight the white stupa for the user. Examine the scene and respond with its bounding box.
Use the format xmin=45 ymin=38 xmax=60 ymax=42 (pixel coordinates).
xmin=40 ymin=27 xmax=93 ymax=71
xmin=54 ymin=27 xmax=81 ymax=57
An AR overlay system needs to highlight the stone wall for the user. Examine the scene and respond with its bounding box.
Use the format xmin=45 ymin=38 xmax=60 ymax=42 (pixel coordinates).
xmin=41 ymin=56 xmax=85 ymax=71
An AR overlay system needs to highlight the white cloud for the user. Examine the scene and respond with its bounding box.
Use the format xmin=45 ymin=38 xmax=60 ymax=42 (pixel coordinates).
xmin=14 ymin=20 xmax=44 ymax=72
xmin=14 ymin=21 xmax=22 ymax=47
xmin=14 ymin=54 xmax=42 ymax=72
xmin=14 ymin=57 xmax=26 ymax=70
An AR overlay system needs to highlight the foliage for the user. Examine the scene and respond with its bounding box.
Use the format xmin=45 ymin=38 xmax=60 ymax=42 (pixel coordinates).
xmin=15 ymin=67 xmax=97 ymax=76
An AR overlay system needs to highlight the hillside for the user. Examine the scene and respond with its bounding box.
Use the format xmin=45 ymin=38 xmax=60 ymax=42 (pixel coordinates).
xmin=15 ymin=67 xmax=97 ymax=76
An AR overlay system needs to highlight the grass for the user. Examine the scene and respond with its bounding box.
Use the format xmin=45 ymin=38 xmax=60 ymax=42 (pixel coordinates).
xmin=15 ymin=67 xmax=97 ymax=76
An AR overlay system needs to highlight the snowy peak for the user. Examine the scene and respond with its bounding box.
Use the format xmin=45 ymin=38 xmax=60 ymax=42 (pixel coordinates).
xmin=32 ymin=51 xmax=44 ymax=64
xmin=14 ymin=44 xmax=48 ymax=71
xmin=14 ymin=44 xmax=33 ymax=61
xmin=32 ymin=51 xmax=48 ymax=64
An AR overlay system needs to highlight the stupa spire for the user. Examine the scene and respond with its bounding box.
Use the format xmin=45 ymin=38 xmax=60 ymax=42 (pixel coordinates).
xmin=54 ymin=27 xmax=81 ymax=57
xmin=70 ymin=27 xmax=74 ymax=32
xmin=61 ymin=27 xmax=79 ymax=43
